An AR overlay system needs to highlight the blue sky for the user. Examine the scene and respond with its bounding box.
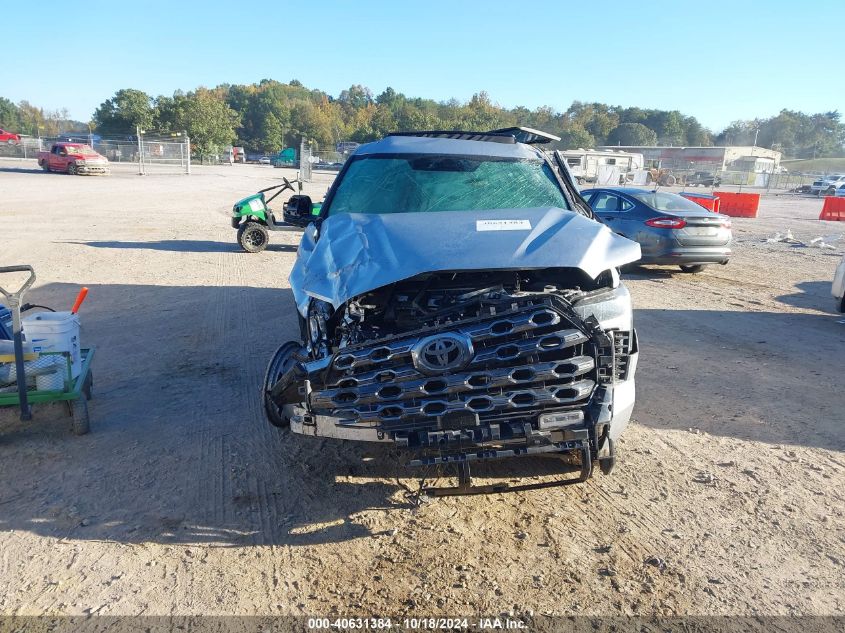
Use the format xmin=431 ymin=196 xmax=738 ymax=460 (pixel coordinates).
xmin=5 ymin=0 xmax=843 ymax=131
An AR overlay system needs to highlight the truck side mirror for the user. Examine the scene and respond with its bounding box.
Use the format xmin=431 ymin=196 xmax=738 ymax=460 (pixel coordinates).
xmin=283 ymin=195 xmax=315 ymax=228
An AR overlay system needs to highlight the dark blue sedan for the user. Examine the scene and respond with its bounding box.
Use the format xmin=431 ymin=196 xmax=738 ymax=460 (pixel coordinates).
xmin=581 ymin=188 xmax=732 ymax=273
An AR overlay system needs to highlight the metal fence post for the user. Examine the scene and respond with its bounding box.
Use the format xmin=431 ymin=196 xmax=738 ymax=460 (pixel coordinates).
xmin=137 ymin=126 xmax=144 ymax=176
xmin=184 ymin=132 xmax=191 ymax=175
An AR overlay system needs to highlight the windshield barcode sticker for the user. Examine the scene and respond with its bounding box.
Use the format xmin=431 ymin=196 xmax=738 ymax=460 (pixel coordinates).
xmin=476 ymin=219 xmax=532 ymax=232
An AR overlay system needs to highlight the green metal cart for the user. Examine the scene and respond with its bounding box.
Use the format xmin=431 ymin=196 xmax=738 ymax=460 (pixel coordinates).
xmin=0 ymin=265 xmax=94 ymax=435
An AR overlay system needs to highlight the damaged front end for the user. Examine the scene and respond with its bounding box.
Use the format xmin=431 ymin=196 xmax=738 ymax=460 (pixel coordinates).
xmin=265 ymin=207 xmax=640 ymax=495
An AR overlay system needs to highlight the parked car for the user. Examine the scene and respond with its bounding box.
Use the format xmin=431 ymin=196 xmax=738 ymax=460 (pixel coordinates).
xmin=685 ymin=171 xmax=721 ymax=187
xmin=835 ymin=184 xmax=845 ymax=197
xmin=0 ymin=128 xmax=21 ymax=144
xmin=258 ymin=156 xmax=271 ymax=165
xmin=262 ymin=128 xmax=643 ymax=494
xmin=833 ymin=254 xmax=845 ymax=312
xmin=581 ymin=187 xmax=732 ymax=273
xmin=37 ymin=142 xmax=110 ymax=175
xmin=810 ymin=174 xmax=845 ymax=195
xmin=314 ymin=160 xmax=343 ymax=171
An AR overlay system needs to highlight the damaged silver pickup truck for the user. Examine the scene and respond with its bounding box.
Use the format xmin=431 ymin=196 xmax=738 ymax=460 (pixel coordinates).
xmin=264 ymin=128 xmax=642 ymax=495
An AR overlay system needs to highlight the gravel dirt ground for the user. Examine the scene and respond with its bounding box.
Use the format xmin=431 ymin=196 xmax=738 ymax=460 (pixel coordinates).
xmin=0 ymin=159 xmax=843 ymax=620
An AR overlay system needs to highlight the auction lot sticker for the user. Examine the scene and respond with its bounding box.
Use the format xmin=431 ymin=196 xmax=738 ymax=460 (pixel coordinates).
xmin=476 ymin=219 xmax=532 ymax=231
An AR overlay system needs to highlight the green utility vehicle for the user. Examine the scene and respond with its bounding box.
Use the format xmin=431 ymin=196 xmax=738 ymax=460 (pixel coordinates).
xmin=231 ymin=177 xmax=321 ymax=253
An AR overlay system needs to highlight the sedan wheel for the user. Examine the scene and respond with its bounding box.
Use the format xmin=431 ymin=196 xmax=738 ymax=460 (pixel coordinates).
xmin=679 ymin=264 xmax=705 ymax=273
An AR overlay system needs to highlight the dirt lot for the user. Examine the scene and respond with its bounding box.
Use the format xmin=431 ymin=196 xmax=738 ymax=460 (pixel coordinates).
xmin=0 ymin=159 xmax=843 ymax=620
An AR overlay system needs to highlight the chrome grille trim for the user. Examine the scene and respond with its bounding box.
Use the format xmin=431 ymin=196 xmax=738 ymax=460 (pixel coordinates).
xmin=310 ymin=298 xmax=602 ymax=429
xmin=335 ymin=379 xmax=596 ymax=425
xmin=311 ymin=356 xmax=596 ymax=409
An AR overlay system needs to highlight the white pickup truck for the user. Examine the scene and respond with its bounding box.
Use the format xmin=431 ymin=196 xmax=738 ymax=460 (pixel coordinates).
xmin=810 ymin=174 xmax=845 ymax=195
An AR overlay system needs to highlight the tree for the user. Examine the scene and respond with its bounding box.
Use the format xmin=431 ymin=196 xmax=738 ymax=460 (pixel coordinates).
xmin=646 ymin=110 xmax=685 ymax=145
xmin=682 ymin=116 xmax=712 ymax=146
xmin=557 ymin=125 xmax=595 ymax=150
xmin=93 ymin=89 xmax=155 ymax=135
xmin=565 ymin=102 xmax=619 ymax=145
xmin=338 ymin=85 xmax=373 ymax=111
xmin=14 ymin=79 xmax=845 ymax=160
xmin=155 ymin=89 xmax=239 ymax=155
xmin=0 ymin=97 xmax=21 ymax=130
xmin=606 ymin=123 xmax=658 ymax=146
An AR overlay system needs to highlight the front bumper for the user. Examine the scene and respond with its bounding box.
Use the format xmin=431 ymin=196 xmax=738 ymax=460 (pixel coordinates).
xmin=76 ymin=163 xmax=109 ymax=175
xmin=288 ymin=295 xmax=638 ymax=466
xmin=291 ymin=367 xmax=636 ymax=447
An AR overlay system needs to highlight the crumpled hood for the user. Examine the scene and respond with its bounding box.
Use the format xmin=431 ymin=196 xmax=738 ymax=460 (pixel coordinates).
xmin=290 ymin=207 xmax=641 ymax=314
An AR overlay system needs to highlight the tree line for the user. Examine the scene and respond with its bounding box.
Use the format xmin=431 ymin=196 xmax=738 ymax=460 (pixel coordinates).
xmin=2 ymin=80 xmax=843 ymax=158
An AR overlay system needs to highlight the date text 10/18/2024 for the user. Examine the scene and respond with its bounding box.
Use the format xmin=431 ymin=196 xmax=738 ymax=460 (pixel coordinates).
xmin=307 ymin=617 xmax=528 ymax=630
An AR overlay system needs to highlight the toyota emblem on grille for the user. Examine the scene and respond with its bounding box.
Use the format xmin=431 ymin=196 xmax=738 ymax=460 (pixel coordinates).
xmin=412 ymin=333 xmax=473 ymax=374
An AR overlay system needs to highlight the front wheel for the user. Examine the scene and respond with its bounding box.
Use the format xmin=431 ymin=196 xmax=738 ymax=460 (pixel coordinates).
xmin=679 ymin=264 xmax=705 ymax=273
xmin=237 ymin=221 xmax=269 ymax=253
xmin=67 ymin=163 xmax=78 ymax=176
xmin=263 ymin=341 xmax=303 ymax=428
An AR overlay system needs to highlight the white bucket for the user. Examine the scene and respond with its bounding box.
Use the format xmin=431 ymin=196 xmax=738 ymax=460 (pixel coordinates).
xmin=22 ymin=312 xmax=81 ymax=378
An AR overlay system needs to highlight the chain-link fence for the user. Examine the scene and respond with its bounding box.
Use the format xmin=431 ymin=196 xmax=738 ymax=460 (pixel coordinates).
xmin=571 ymin=159 xmax=826 ymax=194
xmin=0 ymin=136 xmax=44 ymax=160
xmin=0 ymin=132 xmax=191 ymax=175
xmin=136 ymin=131 xmax=190 ymax=175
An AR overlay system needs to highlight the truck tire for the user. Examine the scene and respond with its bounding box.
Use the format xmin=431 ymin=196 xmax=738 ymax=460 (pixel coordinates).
xmin=71 ymin=398 xmax=90 ymax=435
xmin=237 ymin=222 xmax=269 ymax=253
xmin=263 ymin=341 xmax=303 ymax=428
xmin=40 ymin=160 xmax=50 ymax=172
xmin=67 ymin=163 xmax=78 ymax=176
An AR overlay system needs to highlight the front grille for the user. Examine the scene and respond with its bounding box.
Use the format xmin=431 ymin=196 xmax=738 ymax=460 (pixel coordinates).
xmin=309 ymin=296 xmax=603 ymax=432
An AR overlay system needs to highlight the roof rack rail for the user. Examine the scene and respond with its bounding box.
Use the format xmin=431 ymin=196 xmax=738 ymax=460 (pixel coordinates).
xmin=488 ymin=127 xmax=561 ymax=144
xmin=387 ymin=130 xmax=516 ymax=144
xmin=387 ymin=127 xmax=561 ymax=145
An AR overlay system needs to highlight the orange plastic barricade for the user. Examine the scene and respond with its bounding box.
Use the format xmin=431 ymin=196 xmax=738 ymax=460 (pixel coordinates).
xmin=680 ymin=192 xmax=721 ymax=212
xmin=713 ymin=191 xmax=760 ymax=218
xmin=819 ymin=197 xmax=845 ymax=221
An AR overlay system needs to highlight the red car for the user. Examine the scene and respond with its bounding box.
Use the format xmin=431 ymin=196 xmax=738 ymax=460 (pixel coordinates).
xmin=37 ymin=142 xmax=110 ymax=175
xmin=0 ymin=128 xmax=21 ymax=144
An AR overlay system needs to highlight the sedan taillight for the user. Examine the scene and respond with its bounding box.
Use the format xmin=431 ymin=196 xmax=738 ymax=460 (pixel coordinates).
xmin=645 ymin=217 xmax=687 ymax=229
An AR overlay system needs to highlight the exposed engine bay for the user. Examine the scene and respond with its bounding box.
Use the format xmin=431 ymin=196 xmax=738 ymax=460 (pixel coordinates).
xmin=266 ymin=267 xmax=637 ymax=495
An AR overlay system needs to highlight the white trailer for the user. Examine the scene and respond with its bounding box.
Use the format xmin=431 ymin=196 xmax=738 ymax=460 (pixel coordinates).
xmin=558 ymin=149 xmax=644 ymax=185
